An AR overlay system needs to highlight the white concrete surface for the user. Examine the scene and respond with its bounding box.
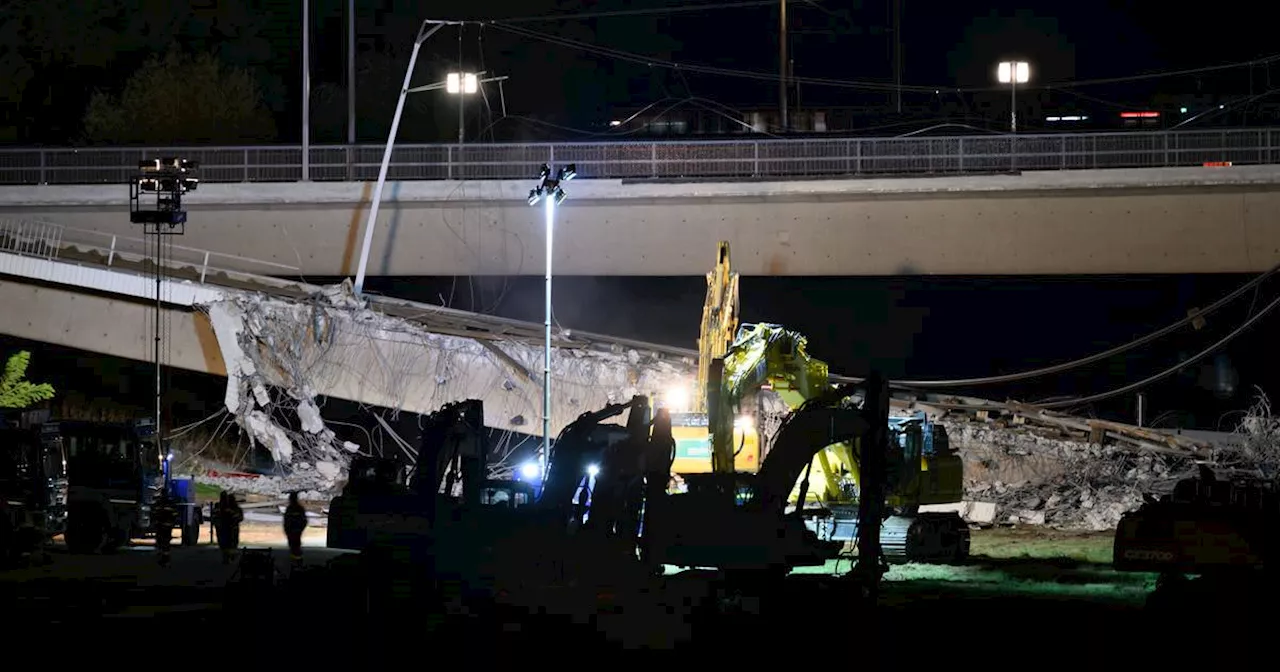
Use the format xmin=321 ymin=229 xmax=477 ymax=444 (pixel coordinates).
xmin=3 ymin=165 xmax=1279 ymax=276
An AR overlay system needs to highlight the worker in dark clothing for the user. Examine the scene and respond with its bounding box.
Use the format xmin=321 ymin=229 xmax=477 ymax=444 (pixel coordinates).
xmin=283 ymin=491 xmax=308 ymax=568
xmin=214 ymin=492 xmax=244 ymax=564
xmin=153 ymin=491 xmax=177 ymax=567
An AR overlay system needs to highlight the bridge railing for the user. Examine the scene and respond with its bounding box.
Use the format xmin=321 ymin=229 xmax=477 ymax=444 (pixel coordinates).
xmin=0 ymin=217 xmax=303 ymax=289
xmin=0 ymin=128 xmax=1276 ymax=185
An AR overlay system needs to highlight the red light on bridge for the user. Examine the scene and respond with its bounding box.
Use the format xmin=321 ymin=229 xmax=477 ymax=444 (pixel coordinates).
xmin=1120 ymin=111 xmax=1160 ymax=119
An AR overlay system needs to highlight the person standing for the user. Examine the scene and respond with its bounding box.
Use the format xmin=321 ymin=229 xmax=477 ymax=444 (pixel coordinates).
xmin=153 ymin=491 xmax=177 ymax=567
xmin=215 ymin=492 xmax=243 ymax=565
xmin=283 ymin=491 xmax=308 ymax=568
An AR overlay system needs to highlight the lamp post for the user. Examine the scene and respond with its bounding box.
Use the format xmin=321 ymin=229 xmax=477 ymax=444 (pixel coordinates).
xmin=446 ymin=72 xmax=478 ymax=144
xmin=302 ymin=0 xmax=311 ymax=181
xmin=996 ymin=61 xmax=1030 ymax=133
xmin=527 ymin=163 xmax=576 ymax=479
xmin=351 ymin=20 xmax=506 ymax=297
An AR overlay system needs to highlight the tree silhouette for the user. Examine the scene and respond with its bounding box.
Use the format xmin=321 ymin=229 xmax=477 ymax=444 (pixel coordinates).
xmin=81 ymin=49 xmax=277 ymax=145
xmin=0 ymin=351 xmax=55 ymax=409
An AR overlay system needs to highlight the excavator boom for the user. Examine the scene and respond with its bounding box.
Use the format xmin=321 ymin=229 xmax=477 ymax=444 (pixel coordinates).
xmin=695 ymin=242 xmax=739 ymax=415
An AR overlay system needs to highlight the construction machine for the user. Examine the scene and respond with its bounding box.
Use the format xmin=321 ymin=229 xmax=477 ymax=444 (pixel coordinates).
xmin=326 ymin=399 xmax=515 ymax=553
xmin=1113 ymin=466 xmax=1279 ymax=620
xmin=49 ymin=418 xmax=201 ymax=553
xmin=1114 ymin=466 xmax=1278 ymax=576
xmin=667 ymin=241 xmax=762 ymax=474
xmin=326 ymin=397 xmax=656 ymax=563
xmin=645 ymin=375 xmax=894 ymax=576
xmin=669 ymin=322 xmax=969 ymax=564
xmin=662 ymin=244 xmax=968 ymax=563
xmin=0 ymin=426 xmax=67 ymax=561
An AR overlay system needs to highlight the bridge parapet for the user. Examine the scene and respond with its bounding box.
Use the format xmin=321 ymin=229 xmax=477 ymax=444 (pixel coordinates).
xmin=1 ymin=128 xmax=1277 ymax=185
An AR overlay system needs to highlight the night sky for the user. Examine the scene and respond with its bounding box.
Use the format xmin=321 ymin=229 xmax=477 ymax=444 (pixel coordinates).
xmin=3 ymin=1 xmax=1278 ymax=433
xmin=4 ymin=1 xmax=1277 ymax=143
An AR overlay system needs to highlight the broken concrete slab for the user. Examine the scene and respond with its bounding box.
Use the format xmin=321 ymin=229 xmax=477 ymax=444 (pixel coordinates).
xmin=920 ymin=501 xmax=997 ymax=525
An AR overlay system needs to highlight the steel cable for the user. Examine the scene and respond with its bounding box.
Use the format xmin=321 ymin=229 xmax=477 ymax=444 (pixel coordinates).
xmin=888 ymin=260 xmax=1280 ymax=389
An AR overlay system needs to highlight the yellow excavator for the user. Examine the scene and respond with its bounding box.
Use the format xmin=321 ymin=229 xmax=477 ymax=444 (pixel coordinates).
xmin=660 ymin=242 xmax=970 ymax=563
xmin=666 ymin=242 xmax=762 ymax=475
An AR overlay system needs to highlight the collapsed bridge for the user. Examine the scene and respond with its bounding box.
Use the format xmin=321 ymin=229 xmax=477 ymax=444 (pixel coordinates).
xmin=0 ymin=218 xmax=695 ymax=484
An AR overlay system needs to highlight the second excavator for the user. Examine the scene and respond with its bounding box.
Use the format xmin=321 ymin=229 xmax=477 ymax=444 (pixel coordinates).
xmin=661 ymin=242 xmax=969 ymax=564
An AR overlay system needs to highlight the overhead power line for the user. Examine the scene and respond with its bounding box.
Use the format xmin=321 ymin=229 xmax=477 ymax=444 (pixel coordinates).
xmin=486 ymin=20 xmax=1280 ymax=95
xmin=895 ymin=260 xmax=1280 ymax=388
xmin=494 ymin=0 xmax=782 ymax=23
xmin=489 ymin=21 xmax=935 ymax=93
xmin=1033 ymin=292 xmax=1280 ymax=410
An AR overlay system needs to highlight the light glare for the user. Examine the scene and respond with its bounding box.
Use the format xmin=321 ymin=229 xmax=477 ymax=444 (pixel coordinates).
xmin=665 ymin=385 xmax=690 ymax=412
xmin=997 ymin=61 xmax=1030 ymax=84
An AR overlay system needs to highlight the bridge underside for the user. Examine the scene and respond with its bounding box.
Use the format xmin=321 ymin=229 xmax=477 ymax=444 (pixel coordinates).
xmin=0 ymin=278 xmax=690 ymax=441
xmin=5 ymin=167 xmax=1280 ymax=276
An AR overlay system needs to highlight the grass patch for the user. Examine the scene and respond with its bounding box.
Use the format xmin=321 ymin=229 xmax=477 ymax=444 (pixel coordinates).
xmin=970 ymin=526 xmax=1115 ymax=564
xmin=194 ymin=482 xmax=224 ymax=502
xmin=792 ymin=526 xmax=1157 ymax=605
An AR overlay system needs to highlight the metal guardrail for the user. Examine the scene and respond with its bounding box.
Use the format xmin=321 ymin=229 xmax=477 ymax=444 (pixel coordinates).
xmin=0 ymin=218 xmax=63 ymax=259
xmin=0 ymin=217 xmax=700 ymax=361
xmin=0 ymin=129 xmax=1277 ymax=184
xmin=0 ymin=218 xmax=302 ymax=288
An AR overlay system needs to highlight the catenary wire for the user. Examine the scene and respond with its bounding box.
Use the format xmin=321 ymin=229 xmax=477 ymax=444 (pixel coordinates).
xmin=830 ymin=260 xmax=1280 ymax=389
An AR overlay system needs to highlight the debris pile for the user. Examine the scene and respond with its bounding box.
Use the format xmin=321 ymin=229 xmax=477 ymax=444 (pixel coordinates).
xmin=948 ymin=420 xmax=1194 ymax=530
xmin=196 ymin=280 xmax=692 ymax=498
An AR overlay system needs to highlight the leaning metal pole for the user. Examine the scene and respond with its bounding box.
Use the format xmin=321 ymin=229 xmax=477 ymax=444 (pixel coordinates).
xmin=542 ymin=197 xmax=555 ymax=476
xmin=302 ymin=0 xmax=311 ymax=181
xmin=353 ymin=20 xmax=447 ymax=296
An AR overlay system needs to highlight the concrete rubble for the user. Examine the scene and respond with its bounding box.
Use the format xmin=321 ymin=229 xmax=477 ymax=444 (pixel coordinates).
xmin=193 ymin=280 xmax=692 ymax=498
xmin=944 ymin=420 xmax=1196 ymax=531
xmin=187 ymin=279 xmax=1280 ymax=529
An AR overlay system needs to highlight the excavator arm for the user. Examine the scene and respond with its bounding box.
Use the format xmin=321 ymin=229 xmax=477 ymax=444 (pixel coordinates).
xmin=538 ymin=396 xmax=647 ymax=513
xmin=751 ymin=385 xmax=871 ymax=514
xmin=695 ymin=241 xmax=740 ymax=415
xmin=708 ymin=323 xmax=832 ymax=474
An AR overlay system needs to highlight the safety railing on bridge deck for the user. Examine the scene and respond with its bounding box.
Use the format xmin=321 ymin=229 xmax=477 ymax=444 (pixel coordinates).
xmin=0 ymin=217 xmax=306 ymax=295
xmin=0 ymin=218 xmax=63 ymax=260
xmin=0 ymin=216 xmax=699 ymax=358
xmin=0 ymin=128 xmax=1277 ymax=185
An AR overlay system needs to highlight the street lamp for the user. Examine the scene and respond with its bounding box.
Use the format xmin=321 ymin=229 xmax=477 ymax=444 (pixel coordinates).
xmin=996 ymin=61 xmax=1030 ymax=133
xmin=527 ymin=162 xmax=576 ymax=479
xmin=352 ymin=20 xmax=507 ymax=297
xmin=446 ymin=72 xmax=479 ymax=143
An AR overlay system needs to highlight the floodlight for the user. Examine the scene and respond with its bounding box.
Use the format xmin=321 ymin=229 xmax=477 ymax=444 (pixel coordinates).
xmin=997 ymin=61 xmax=1030 ymax=84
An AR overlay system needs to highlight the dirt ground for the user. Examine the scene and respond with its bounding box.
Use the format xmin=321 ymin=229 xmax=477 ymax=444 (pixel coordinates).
xmin=1 ymin=523 xmax=1264 ymax=664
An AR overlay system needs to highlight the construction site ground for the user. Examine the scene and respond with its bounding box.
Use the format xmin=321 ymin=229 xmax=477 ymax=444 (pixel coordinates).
xmin=0 ymin=523 xmax=1263 ymax=663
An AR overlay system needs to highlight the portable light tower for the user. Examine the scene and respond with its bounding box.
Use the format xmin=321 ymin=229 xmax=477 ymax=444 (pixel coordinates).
xmin=527 ymin=162 xmax=576 ymax=478
xmin=130 ymin=158 xmax=199 ymax=479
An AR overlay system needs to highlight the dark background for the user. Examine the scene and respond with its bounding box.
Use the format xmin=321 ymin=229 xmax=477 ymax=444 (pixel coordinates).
xmin=2 ymin=1 xmax=1277 ymax=143
xmin=2 ymin=0 xmax=1276 ymax=434
xmin=4 ymin=271 xmax=1269 ymax=433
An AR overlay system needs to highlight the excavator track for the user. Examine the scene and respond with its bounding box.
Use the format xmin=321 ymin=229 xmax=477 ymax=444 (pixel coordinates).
xmin=805 ymin=509 xmax=970 ymax=564
xmin=881 ymin=512 xmax=970 ymax=564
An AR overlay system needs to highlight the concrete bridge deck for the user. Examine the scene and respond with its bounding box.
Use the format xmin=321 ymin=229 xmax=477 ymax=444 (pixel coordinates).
xmin=0 ymin=221 xmax=694 ymax=437
xmin=2 ymin=164 xmax=1278 ymax=277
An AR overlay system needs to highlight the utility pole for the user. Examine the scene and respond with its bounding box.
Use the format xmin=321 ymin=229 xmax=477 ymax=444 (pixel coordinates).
xmin=892 ymin=0 xmax=902 ymax=113
xmin=458 ymin=26 xmax=466 ymax=145
xmin=348 ymin=0 xmax=356 ymax=144
xmin=779 ymin=0 xmax=788 ymax=132
xmin=302 ymin=0 xmax=311 ymax=180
